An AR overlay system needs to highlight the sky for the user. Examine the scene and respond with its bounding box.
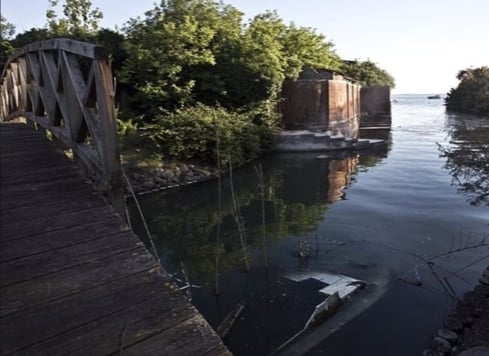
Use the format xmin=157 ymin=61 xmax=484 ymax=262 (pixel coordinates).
xmin=2 ymin=0 xmax=488 ymax=93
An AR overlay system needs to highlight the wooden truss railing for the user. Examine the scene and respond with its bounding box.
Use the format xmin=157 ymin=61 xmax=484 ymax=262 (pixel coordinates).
xmin=0 ymin=38 xmax=125 ymax=219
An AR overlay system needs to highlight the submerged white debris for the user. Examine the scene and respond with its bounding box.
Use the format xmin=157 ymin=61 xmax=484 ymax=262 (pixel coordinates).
xmin=285 ymin=271 xmax=366 ymax=299
xmin=271 ymin=271 xmax=367 ymax=355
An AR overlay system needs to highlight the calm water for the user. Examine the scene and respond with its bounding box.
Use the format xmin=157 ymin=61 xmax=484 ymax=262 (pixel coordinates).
xmin=129 ymin=94 xmax=489 ymax=355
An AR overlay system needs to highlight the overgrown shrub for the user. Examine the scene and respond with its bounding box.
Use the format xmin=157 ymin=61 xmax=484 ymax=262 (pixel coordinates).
xmin=140 ymin=103 xmax=277 ymax=165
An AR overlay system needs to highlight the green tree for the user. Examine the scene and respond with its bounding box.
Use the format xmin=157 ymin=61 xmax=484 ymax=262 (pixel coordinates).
xmin=10 ymin=28 xmax=51 ymax=48
xmin=121 ymin=3 xmax=341 ymax=116
xmin=341 ymin=60 xmax=395 ymax=88
xmin=1 ymin=16 xmax=16 ymax=67
xmin=121 ymin=0 xmax=225 ymax=114
xmin=46 ymin=0 xmax=103 ymax=38
xmin=281 ymin=23 xmax=341 ymax=80
xmin=445 ymin=67 xmax=489 ymax=116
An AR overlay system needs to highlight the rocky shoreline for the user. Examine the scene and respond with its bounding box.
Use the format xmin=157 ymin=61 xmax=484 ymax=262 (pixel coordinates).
xmin=424 ymin=266 xmax=489 ymax=355
xmin=123 ymin=161 xmax=219 ymax=195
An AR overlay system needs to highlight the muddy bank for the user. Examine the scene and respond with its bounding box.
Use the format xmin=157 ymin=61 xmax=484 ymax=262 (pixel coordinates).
xmin=424 ymin=266 xmax=489 ymax=355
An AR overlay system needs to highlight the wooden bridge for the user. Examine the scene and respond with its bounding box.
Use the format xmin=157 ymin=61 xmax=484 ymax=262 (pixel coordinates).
xmin=0 ymin=39 xmax=230 ymax=355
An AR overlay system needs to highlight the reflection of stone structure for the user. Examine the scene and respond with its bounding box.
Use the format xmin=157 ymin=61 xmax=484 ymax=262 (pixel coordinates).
xmin=327 ymin=156 xmax=358 ymax=203
xmin=280 ymin=69 xmax=361 ymax=136
xmin=275 ymin=153 xmax=358 ymax=206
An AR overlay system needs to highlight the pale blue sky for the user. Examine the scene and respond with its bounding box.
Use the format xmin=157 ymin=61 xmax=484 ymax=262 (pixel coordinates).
xmin=2 ymin=0 xmax=488 ymax=93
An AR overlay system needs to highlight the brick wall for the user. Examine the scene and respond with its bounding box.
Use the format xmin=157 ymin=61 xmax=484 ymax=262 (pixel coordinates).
xmin=280 ymin=80 xmax=329 ymax=130
xmin=280 ymin=78 xmax=361 ymax=133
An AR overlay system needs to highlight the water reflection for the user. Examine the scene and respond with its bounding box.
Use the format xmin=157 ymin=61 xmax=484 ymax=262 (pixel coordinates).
xmin=440 ymin=114 xmax=489 ymax=206
xmin=128 ymin=147 xmax=389 ymax=354
xmin=132 ymin=148 xmax=388 ymax=283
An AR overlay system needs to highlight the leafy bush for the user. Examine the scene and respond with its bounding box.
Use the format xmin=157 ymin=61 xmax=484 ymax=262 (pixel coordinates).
xmin=445 ymin=67 xmax=489 ymax=116
xmin=140 ymin=103 xmax=277 ymax=165
xmin=340 ymin=60 xmax=395 ymax=88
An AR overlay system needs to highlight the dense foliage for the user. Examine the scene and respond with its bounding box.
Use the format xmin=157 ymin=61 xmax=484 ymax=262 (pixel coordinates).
xmin=121 ymin=3 xmax=341 ymax=115
xmin=118 ymin=0 xmax=341 ymax=164
xmin=341 ymin=60 xmax=395 ymax=88
xmin=140 ymin=103 xmax=276 ymax=164
xmin=2 ymin=0 xmax=394 ymax=166
xmin=0 ymin=16 xmax=16 ymax=69
xmin=46 ymin=0 xmax=103 ymax=37
xmin=445 ymin=67 xmax=489 ymax=116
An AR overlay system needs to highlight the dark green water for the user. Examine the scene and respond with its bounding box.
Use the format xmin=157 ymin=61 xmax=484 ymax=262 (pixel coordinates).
xmin=129 ymin=94 xmax=489 ymax=355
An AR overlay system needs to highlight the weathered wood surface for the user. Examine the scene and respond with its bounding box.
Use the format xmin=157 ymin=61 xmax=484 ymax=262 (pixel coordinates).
xmin=0 ymin=122 xmax=231 ymax=355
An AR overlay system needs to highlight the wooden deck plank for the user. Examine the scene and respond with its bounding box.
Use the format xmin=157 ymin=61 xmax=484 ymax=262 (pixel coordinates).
xmin=0 ymin=204 xmax=119 ymax=241
xmin=124 ymin=314 xmax=227 ymax=356
xmin=0 ymin=185 xmax=95 ymax=211
xmin=0 ymin=122 xmax=230 ymax=356
xmin=16 ymin=290 xmax=198 ymax=355
xmin=0 ymin=230 xmax=146 ymax=287
xmin=0 ymin=270 xmax=169 ymax=354
xmin=0 ymin=215 xmax=130 ymax=263
xmin=0 ymin=245 xmax=157 ymax=317
xmin=2 ymin=165 xmax=80 ymax=184
xmin=0 ymin=175 xmax=89 ymax=196
xmin=0 ymin=192 xmax=107 ymax=224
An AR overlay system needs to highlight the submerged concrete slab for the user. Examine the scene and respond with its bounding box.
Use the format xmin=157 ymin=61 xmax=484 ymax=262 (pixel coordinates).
xmin=285 ymin=271 xmax=365 ymax=300
xmin=275 ymin=130 xmax=385 ymax=152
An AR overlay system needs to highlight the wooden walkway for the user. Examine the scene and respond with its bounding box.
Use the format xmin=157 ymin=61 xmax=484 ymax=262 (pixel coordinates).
xmin=0 ymin=122 xmax=230 ymax=355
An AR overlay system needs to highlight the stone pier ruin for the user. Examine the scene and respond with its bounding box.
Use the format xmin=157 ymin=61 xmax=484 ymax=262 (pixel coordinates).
xmin=276 ymin=68 xmax=384 ymax=151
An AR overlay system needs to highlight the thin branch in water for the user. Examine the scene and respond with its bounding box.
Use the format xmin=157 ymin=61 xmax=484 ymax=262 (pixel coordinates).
xmin=430 ymin=240 xmax=489 ymax=260
xmin=229 ymin=155 xmax=250 ymax=271
xmin=427 ymin=262 xmax=460 ymax=302
xmin=122 ymin=170 xmax=162 ymax=269
xmin=214 ymin=125 xmax=222 ymax=295
xmin=254 ymin=163 xmax=268 ymax=268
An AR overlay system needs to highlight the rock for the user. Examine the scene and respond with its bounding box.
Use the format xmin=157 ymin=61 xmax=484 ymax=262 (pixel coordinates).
xmin=127 ymin=173 xmax=141 ymax=183
xmin=193 ymin=167 xmax=211 ymax=177
xmin=142 ymin=181 xmax=155 ymax=190
xmin=445 ymin=317 xmax=463 ymax=332
xmin=479 ymin=275 xmax=489 ymax=286
xmin=179 ymin=163 xmax=189 ymax=173
xmin=431 ymin=337 xmax=451 ymax=354
xmin=154 ymin=176 xmax=167 ymax=185
xmin=463 ymin=316 xmax=474 ymax=326
xmin=422 ymin=348 xmax=436 ymax=356
xmin=437 ymin=328 xmax=457 ymax=344
xmin=459 ymin=346 xmax=489 ymax=356
xmin=472 ymin=307 xmax=483 ymax=318
xmin=161 ymin=170 xmax=174 ymax=180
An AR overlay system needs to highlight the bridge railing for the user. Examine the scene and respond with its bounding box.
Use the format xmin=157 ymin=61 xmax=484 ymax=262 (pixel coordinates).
xmin=0 ymin=38 xmax=125 ymax=219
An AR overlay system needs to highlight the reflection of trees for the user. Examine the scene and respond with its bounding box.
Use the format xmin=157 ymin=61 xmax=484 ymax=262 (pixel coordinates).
xmin=130 ymin=153 xmax=370 ymax=283
xmin=439 ymin=123 xmax=489 ymax=206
